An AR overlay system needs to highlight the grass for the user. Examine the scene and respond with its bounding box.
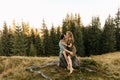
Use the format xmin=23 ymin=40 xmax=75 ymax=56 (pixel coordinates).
xmin=0 ymin=56 xmax=57 ymax=80
xmin=90 ymin=52 xmax=120 ymax=79
xmin=0 ymin=52 xmax=120 ymax=80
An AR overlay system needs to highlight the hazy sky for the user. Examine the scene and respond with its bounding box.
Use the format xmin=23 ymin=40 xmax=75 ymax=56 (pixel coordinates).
xmin=0 ymin=0 xmax=120 ymax=29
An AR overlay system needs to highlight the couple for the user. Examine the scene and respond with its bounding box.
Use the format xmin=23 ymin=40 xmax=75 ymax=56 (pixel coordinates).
xmin=59 ymin=31 xmax=80 ymax=74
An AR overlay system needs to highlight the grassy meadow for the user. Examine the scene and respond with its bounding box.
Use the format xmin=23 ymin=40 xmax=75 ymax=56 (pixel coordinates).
xmin=0 ymin=52 xmax=120 ymax=80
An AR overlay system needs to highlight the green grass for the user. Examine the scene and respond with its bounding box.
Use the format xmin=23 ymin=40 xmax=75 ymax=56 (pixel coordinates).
xmin=0 ymin=52 xmax=120 ymax=80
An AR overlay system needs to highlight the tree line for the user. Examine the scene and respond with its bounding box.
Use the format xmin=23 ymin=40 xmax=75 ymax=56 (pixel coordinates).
xmin=0 ymin=8 xmax=120 ymax=57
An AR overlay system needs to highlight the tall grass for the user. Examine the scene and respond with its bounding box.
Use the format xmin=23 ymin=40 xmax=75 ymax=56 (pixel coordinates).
xmin=0 ymin=52 xmax=120 ymax=80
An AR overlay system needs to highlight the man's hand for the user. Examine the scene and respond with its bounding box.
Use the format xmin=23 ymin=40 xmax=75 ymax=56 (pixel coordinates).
xmin=70 ymin=52 xmax=73 ymax=55
xmin=68 ymin=43 xmax=72 ymax=47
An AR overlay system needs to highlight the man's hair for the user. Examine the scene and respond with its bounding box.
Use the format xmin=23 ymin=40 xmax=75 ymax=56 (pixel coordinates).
xmin=60 ymin=33 xmax=65 ymax=40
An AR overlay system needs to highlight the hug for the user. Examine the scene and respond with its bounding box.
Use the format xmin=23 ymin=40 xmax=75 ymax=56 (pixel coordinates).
xmin=59 ymin=31 xmax=80 ymax=74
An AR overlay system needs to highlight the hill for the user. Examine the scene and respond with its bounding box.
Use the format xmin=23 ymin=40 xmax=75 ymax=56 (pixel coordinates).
xmin=0 ymin=52 xmax=120 ymax=80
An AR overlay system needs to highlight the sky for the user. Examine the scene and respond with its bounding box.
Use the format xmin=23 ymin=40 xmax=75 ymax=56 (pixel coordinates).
xmin=0 ymin=0 xmax=120 ymax=29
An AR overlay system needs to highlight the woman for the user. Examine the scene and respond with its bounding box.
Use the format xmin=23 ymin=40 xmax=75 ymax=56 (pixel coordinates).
xmin=63 ymin=31 xmax=76 ymax=74
xmin=65 ymin=31 xmax=80 ymax=70
xmin=59 ymin=34 xmax=73 ymax=69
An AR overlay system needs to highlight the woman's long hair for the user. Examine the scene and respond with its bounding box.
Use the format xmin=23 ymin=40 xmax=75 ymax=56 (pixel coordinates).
xmin=66 ymin=31 xmax=74 ymax=43
xmin=66 ymin=31 xmax=76 ymax=55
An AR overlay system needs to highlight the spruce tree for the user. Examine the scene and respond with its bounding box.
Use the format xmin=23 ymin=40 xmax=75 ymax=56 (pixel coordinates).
xmin=69 ymin=20 xmax=76 ymax=35
xmin=29 ymin=43 xmax=37 ymax=56
xmin=82 ymin=26 xmax=90 ymax=56
xmin=75 ymin=26 xmax=85 ymax=56
xmin=62 ymin=19 xmax=67 ymax=34
xmin=0 ymin=30 xmax=2 ymax=55
xmin=41 ymin=19 xmax=50 ymax=56
xmin=56 ymin=26 xmax=61 ymax=38
xmin=8 ymin=28 xmax=14 ymax=56
xmin=35 ymin=33 xmax=43 ymax=56
xmin=1 ymin=22 xmax=10 ymax=56
xmin=115 ymin=8 xmax=120 ymax=51
xmin=30 ymin=28 xmax=37 ymax=56
xmin=74 ymin=14 xmax=85 ymax=56
xmin=43 ymin=28 xmax=50 ymax=56
xmin=101 ymin=15 xmax=116 ymax=53
xmin=50 ymin=24 xmax=58 ymax=55
xmin=13 ymin=25 xmax=26 ymax=56
xmin=22 ymin=22 xmax=31 ymax=56
xmin=12 ymin=19 xmax=16 ymax=34
xmin=31 ymin=29 xmax=36 ymax=44
xmin=86 ymin=17 xmax=102 ymax=55
xmin=56 ymin=26 xmax=61 ymax=55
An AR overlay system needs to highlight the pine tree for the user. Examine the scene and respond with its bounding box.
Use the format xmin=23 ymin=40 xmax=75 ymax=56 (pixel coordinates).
xmin=31 ymin=29 xmax=36 ymax=44
xmin=56 ymin=26 xmax=61 ymax=55
xmin=75 ymin=26 xmax=85 ymax=56
xmin=74 ymin=14 xmax=85 ymax=56
xmin=101 ymin=15 xmax=116 ymax=53
xmin=12 ymin=19 xmax=16 ymax=34
xmin=1 ymin=22 xmax=10 ymax=56
xmin=82 ymin=26 xmax=90 ymax=56
xmin=0 ymin=30 xmax=2 ymax=55
xmin=41 ymin=19 xmax=50 ymax=56
xmin=62 ymin=19 xmax=67 ymax=34
xmin=115 ymin=8 xmax=120 ymax=51
xmin=56 ymin=26 xmax=61 ymax=40
xmin=13 ymin=25 xmax=26 ymax=56
xmin=43 ymin=28 xmax=50 ymax=56
xmin=22 ymin=22 xmax=31 ymax=56
xmin=69 ymin=20 xmax=76 ymax=35
xmin=8 ymin=28 xmax=14 ymax=56
xmin=50 ymin=24 xmax=58 ymax=55
xmin=30 ymin=28 xmax=37 ymax=56
xmin=35 ymin=33 xmax=43 ymax=56
xmin=86 ymin=17 xmax=102 ymax=55
xmin=74 ymin=26 xmax=85 ymax=56
xmin=29 ymin=43 xmax=37 ymax=56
